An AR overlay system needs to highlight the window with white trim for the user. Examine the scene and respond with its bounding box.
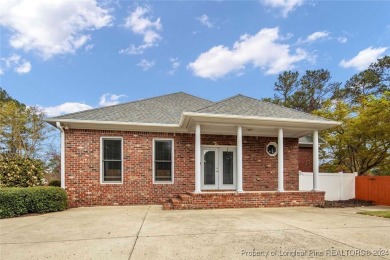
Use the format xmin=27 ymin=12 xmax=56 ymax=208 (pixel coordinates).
xmin=266 ymin=142 xmax=278 ymax=156
xmin=153 ymin=139 xmax=174 ymax=183
xmin=101 ymin=138 xmax=122 ymax=183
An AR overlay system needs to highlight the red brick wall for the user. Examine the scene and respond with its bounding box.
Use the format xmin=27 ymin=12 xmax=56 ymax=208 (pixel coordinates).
xmin=298 ymin=147 xmax=313 ymax=172
xmin=64 ymin=129 xmax=300 ymax=207
xmin=170 ymin=191 xmax=325 ymax=209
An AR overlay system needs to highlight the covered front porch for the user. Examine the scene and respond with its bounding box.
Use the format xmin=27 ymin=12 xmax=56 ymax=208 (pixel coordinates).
xmin=164 ymin=113 xmax=332 ymax=210
xmin=184 ymin=113 xmax=325 ymax=194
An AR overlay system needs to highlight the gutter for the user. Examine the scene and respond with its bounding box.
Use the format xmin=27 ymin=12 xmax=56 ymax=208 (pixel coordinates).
xmin=56 ymin=122 xmax=65 ymax=189
xmin=180 ymin=112 xmax=341 ymax=127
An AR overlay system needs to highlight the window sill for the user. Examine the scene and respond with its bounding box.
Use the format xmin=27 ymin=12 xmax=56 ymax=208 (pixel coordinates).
xmin=153 ymin=181 xmax=174 ymax=184
xmin=100 ymin=182 xmax=123 ymax=185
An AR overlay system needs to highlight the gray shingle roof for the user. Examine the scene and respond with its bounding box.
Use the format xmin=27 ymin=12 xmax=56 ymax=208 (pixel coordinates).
xmin=48 ymin=92 xmax=331 ymax=124
xmin=195 ymin=95 xmax=330 ymax=122
xmin=50 ymin=92 xmax=213 ymax=124
xmin=299 ymin=135 xmax=314 ymax=143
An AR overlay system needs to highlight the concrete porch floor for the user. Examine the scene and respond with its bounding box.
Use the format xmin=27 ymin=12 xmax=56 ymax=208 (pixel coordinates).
xmin=1 ymin=205 xmax=389 ymax=259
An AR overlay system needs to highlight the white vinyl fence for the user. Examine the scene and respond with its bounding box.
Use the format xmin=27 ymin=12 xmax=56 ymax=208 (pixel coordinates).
xmin=299 ymin=171 xmax=357 ymax=201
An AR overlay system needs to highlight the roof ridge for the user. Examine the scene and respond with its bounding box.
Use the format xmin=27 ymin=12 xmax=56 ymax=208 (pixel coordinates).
xmin=49 ymin=92 xmax=209 ymax=119
xmin=179 ymin=92 xmax=214 ymax=105
xmin=195 ymin=94 xmax=242 ymax=112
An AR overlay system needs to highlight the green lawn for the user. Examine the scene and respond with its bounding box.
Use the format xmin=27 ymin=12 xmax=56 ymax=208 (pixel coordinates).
xmin=358 ymin=211 xmax=390 ymax=219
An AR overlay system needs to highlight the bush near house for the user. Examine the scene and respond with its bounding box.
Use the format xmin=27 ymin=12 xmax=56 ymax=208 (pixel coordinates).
xmin=0 ymin=186 xmax=67 ymax=218
xmin=0 ymin=155 xmax=45 ymax=187
xmin=48 ymin=180 xmax=61 ymax=187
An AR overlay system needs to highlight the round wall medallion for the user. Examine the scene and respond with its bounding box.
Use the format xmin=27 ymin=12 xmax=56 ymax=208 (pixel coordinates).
xmin=266 ymin=142 xmax=278 ymax=156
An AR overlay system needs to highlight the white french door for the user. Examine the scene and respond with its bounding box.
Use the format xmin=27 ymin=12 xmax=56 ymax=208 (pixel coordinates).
xmin=201 ymin=147 xmax=236 ymax=190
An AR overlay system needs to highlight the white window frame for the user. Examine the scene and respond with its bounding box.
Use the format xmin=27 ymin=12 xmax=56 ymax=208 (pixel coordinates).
xmin=266 ymin=142 xmax=278 ymax=157
xmin=100 ymin=137 xmax=123 ymax=184
xmin=153 ymin=138 xmax=174 ymax=184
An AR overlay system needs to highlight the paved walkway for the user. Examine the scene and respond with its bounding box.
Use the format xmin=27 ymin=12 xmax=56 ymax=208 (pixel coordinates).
xmin=1 ymin=206 xmax=389 ymax=259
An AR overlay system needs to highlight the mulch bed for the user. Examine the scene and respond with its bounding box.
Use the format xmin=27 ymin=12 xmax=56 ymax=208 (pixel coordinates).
xmin=317 ymin=199 xmax=373 ymax=208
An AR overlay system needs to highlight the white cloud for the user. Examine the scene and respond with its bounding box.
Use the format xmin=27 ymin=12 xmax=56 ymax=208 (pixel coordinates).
xmin=261 ymin=0 xmax=304 ymax=17
xmin=0 ymin=54 xmax=31 ymax=74
xmin=85 ymin=44 xmax=94 ymax=51
xmin=0 ymin=0 xmax=112 ymax=59
xmin=120 ymin=6 xmax=162 ymax=55
xmin=137 ymin=59 xmax=156 ymax=71
xmin=303 ymin=31 xmax=330 ymax=43
xmin=42 ymin=93 xmax=126 ymax=116
xmin=15 ymin=60 xmax=31 ymax=74
xmin=43 ymin=102 xmax=93 ymax=117
xmin=99 ymin=93 xmax=126 ymax=107
xmin=338 ymin=37 xmax=347 ymax=44
xmin=196 ymin=15 xmax=214 ymax=28
xmin=339 ymin=46 xmax=388 ymax=71
xmin=168 ymin=58 xmax=181 ymax=75
xmin=188 ymin=27 xmax=308 ymax=80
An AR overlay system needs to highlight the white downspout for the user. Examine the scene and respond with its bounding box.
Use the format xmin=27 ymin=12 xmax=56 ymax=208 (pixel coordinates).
xmin=56 ymin=122 xmax=65 ymax=189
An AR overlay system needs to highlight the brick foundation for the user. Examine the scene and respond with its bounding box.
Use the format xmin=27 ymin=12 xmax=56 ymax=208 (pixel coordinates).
xmin=64 ymin=129 xmax=304 ymax=208
xmin=164 ymin=191 xmax=325 ymax=210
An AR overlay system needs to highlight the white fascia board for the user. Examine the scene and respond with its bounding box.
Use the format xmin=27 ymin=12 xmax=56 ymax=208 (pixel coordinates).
xmin=45 ymin=118 xmax=185 ymax=132
xmin=45 ymin=118 xmax=179 ymax=127
xmin=45 ymin=112 xmax=340 ymax=133
xmin=180 ymin=112 xmax=341 ymax=129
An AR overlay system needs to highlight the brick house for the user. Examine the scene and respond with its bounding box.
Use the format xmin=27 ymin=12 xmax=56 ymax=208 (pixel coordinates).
xmin=45 ymin=92 xmax=339 ymax=209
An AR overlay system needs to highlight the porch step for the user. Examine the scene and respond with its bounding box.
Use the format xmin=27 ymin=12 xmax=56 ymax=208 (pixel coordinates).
xmin=178 ymin=194 xmax=192 ymax=202
xmin=163 ymin=200 xmax=174 ymax=210
xmin=162 ymin=193 xmax=195 ymax=210
xmin=171 ymin=198 xmax=181 ymax=206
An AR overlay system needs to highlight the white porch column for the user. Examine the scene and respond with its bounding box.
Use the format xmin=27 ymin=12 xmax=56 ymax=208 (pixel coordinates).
xmin=195 ymin=124 xmax=201 ymax=193
xmin=313 ymin=130 xmax=319 ymax=191
xmin=278 ymin=128 xmax=284 ymax=192
xmin=237 ymin=126 xmax=243 ymax=192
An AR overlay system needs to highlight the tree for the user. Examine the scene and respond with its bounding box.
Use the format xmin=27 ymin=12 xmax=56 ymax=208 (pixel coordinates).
xmin=315 ymin=92 xmax=390 ymax=175
xmin=0 ymin=90 xmax=47 ymax=158
xmin=291 ymin=69 xmax=341 ymax=113
xmin=45 ymin=148 xmax=61 ymax=176
xmin=273 ymin=71 xmax=299 ymax=105
xmin=0 ymin=88 xmax=22 ymax=105
xmin=265 ymin=70 xmax=341 ymax=113
xmin=0 ymin=154 xmax=45 ymax=187
xmin=342 ymin=56 xmax=390 ymax=104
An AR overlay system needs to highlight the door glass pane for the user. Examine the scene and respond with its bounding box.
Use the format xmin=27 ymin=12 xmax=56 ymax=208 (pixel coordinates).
xmin=223 ymin=151 xmax=234 ymax=185
xmin=204 ymin=151 xmax=215 ymax=185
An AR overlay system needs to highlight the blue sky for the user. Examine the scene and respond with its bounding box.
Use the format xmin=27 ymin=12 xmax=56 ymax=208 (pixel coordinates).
xmin=1 ymin=0 xmax=389 ymax=117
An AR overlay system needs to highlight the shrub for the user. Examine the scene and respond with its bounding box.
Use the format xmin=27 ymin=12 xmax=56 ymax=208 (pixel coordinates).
xmin=0 ymin=186 xmax=67 ymax=218
xmin=0 ymin=155 xmax=45 ymax=187
xmin=48 ymin=180 xmax=61 ymax=187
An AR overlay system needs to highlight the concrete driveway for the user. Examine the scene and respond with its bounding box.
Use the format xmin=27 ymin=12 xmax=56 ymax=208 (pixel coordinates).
xmin=1 ymin=206 xmax=389 ymax=260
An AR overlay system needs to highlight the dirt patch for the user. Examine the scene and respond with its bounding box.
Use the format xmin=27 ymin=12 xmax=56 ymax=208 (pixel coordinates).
xmin=317 ymin=199 xmax=373 ymax=208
